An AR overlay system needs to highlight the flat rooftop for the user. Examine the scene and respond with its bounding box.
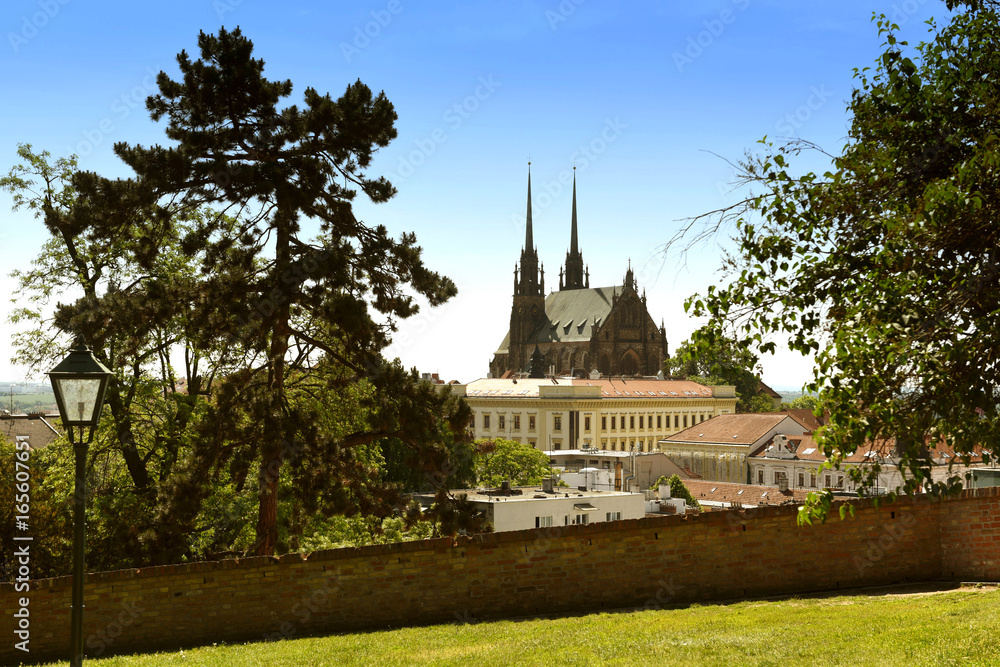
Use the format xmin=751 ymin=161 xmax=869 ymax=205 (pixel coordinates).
xmin=415 ymin=486 xmax=640 ymax=504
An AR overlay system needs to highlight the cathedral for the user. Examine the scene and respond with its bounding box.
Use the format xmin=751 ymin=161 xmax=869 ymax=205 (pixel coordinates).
xmin=490 ymin=167 xmax=669 ymax=378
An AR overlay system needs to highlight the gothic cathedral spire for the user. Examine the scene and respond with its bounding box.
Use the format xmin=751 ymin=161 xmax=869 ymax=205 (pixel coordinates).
xmin=516 ymin=163 xmax=543 ymax=297
xmin=561 ymin=167 xmax=586 ymax=290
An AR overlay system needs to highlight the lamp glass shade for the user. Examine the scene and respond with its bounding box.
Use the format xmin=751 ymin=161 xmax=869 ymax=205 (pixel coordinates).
xmin=52 ymin=377 xmax=108 ymax=426
xmin=48 ymin=343 xmax=114 ymax=428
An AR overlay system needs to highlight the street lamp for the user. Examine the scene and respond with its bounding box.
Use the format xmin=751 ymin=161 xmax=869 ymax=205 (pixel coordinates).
xmin=48 ymin=341 xmax=113 ymax=667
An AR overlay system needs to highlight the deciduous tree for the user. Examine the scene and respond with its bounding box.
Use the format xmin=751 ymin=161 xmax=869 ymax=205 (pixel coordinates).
xmin=677 ymin=0 xmax=1000 ymax=519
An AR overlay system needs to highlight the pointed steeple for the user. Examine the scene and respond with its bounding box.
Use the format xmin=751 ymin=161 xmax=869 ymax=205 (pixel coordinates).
xmin=516 ymin=163 xmax=543 ymax=297
xmin=560 ymin=167 xmax=586 ymax=291
xmin=570 ymin=169 xmax=579 ymax=255
xmin=525 ymin=164 xmax=534 ymax=252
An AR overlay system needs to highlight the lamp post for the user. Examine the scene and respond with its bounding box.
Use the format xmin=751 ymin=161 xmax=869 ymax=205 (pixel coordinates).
xmin=48 ymin=341 xmax=113 ymax=667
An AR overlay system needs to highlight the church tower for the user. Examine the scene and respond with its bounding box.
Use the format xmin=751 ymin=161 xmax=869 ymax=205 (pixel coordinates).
xmin=559 ymin=168 xmax=588 ymax=291
xmin=509 ymin=165 xmax=546 ymax=372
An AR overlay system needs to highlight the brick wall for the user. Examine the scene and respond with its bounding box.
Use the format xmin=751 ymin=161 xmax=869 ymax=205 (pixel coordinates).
xmin=2 ymin=488 xmax=997 ymax=664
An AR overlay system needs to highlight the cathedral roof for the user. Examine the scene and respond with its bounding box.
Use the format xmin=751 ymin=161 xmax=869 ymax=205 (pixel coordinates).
xmin=494 ymin=286 xmax=618 ymax=354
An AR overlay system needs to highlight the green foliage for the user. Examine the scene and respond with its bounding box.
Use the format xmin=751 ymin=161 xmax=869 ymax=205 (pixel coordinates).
xmin=296 ymin=514 xmax=434 ymax=552
xmin=650 ymin=474 xmax=699 ymax=507
xmin=5 ymin=28 xmax=475 ymax=560
xmin=474 ymin=438 xmax=554 ymax=488
xmin=665 ymin=328 xmax=764 ymax=412
xmin=681 ymin=1 xmax=1000 ymax=521
xmin=781 ymin=394 xmax=821 ymax=411
xmin=743 ymin=393 xmax=778 ymax=414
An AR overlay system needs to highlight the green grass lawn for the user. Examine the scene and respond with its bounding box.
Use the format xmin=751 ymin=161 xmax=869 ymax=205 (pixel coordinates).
xmin=33 ymin=586 xmax=1000 ymax=667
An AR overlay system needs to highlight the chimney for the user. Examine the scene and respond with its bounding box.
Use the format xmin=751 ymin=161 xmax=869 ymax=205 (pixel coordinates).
xmin=542 ymin=476 xmax=556 ymax=493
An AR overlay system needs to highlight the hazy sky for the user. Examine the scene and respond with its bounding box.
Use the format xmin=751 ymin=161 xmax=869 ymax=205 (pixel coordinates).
xmin=0 ymin=0 xmax=946 ymax=388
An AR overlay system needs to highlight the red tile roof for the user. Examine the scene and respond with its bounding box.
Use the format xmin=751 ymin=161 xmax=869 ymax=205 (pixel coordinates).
xmin=1 ymin=414 xmax=61 ymax=449
xmin=663 ymin=413 xmax=796 ymax=446
xmin=780 ymin=409 xmax=827 ymax=432
xmin=682 ymin=480 xmax=810 ymax=507
xmin=750 ymin=434 xmax=985 ymax=465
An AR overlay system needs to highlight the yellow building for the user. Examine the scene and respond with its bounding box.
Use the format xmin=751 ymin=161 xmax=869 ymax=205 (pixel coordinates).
xmin=452 ymin=377 xmax=737 ymax=452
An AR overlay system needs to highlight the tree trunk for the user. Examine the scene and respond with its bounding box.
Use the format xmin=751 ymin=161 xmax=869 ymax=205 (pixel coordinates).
xmin=104 ymin=377 xmax=152 ymax=491
xmin=253 ymin=220 xmax=292 ymax=556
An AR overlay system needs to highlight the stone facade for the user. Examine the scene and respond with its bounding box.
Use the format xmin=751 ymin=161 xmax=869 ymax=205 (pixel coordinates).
xmin=491 ymin=168 xmax=668 ymax=378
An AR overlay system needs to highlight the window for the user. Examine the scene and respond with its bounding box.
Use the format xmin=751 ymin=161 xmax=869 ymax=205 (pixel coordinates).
xmin=535 ymin=516 xmax=553 ymax=528
xmin=798 ymin=473 xmax=805 ymax=487
xmin=529 ymin=415 xmax=536 ymax=431
xmin=602 ymin=416 xmax=607 ymax=430
xmin=810 ymin=473 xmax=816 ymax=488
xmin=513 ymin=415 xmax=520 ymax=430
xmin=606 ymin=511 xmax=622 ymax=522
xmin=573 ymin=514 xmax=589 ymax=525
xmin=837 ymin=476 xmax=844 ymax=489
xmin=674 ymin=415 xmax=679 ymax=429
xmin=630 ymin=415 xmax=635 ymax=429
xmin=498 ymin=415 xmax=505 ymax=430
xmin=657 ymin=415 xmax=662 ymax=429
xmin=585 ymin=416 xmax=591 ymax=431
xmin=483 ymin=414 xmax=490 ymax=429
xmin=554 ymin=415 xmax=562 ymax=431
xmin=758 ymin=469 xmax=764 ymax=484
xmin=639 ymin=416 xmax=644 ymax=429
xmin=683 ymin=415 xmax=688 ymax=428
xmin=611 ymin=416 xmax=616 ymax=430
xmin=554 ymin=441 xmax=562 ymax=450
xmin=700 ymin=414 xmax=706 ymax=423
xmin=529 ymin=440 xmax=536 ymax=448
xmin=638 ymin=441 xmax=644 ymax=452
xmin=825 ymin=474 xmax=832 ymax=488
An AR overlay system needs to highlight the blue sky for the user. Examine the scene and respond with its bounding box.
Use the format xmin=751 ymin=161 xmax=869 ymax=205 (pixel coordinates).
xmin=0 ymin=0 xmax=946 ymax=388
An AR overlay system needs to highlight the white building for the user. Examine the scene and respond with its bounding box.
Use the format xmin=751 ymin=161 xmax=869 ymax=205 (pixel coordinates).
xmin=545 ymin=449 xmax=691 ymax=492
xmin=750 ymin=433 xmax=989 ymax=494
xmin=418 ymin=484 xmax=645 ymax=533
xmin=452 ymin=377 xmax=738 ymax=453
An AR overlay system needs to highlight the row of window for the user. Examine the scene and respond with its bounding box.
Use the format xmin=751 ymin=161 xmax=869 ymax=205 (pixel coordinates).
xmin=481 ymin=412 xmax=707 ymax=432
xmin=602 ymin=439 xmax=659 ymax=453
xmin=534 ymin=511 xmax=622 ymax=528
xmin=483 ymin=414 xmax=536 ymax=431
xmin=757 ymin=469 xmax=845 ymax=489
